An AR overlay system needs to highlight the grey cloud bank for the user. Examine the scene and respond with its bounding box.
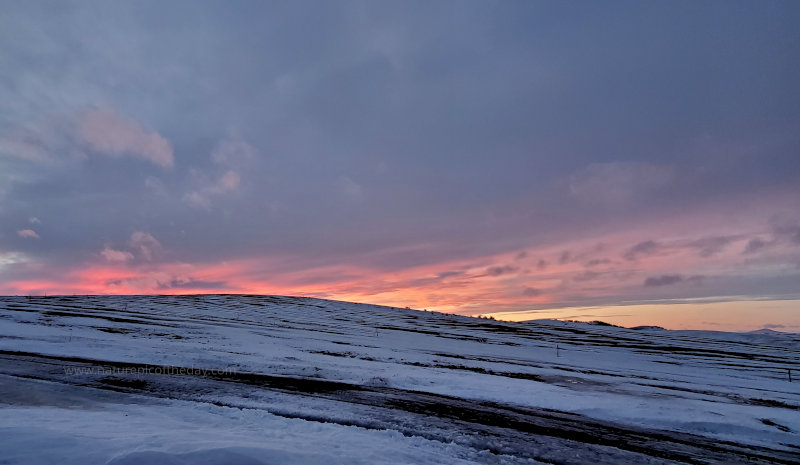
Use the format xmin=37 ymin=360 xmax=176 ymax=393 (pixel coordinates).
xmin=0 ymin=1 xmax=799 ymax=321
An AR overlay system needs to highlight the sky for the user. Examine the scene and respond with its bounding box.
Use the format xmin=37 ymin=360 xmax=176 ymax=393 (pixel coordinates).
xmin=1 ymin=1 xmax=799 ymax=331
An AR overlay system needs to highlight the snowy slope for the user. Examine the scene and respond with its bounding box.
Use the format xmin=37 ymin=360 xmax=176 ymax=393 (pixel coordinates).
xmin=0 ymin=295 xmax=798 ymax=464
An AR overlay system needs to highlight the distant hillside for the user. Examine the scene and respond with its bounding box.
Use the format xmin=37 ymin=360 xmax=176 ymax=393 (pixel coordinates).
xmin=0 ymin=295 xmax=798 ymax=464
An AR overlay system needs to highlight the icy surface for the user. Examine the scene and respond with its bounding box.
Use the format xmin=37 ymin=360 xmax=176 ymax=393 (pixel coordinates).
xmin=0 ymin=295 xmax=798 ymax=464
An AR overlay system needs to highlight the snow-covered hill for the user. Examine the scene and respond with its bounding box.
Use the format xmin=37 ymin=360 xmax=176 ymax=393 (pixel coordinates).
xmin=0 ymin=295 xmax=797 ymax=464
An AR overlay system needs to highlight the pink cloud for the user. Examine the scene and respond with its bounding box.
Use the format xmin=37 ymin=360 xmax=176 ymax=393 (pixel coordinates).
xmin=17 ymin=229 xmax=39 ymax=239
xmin=183 ymin=191 xmax=212 ymax=209
xmin=100 ymin=246 xmax=134 ymax=262
xmin=1 ymin=188 xmax=797 ymax=330
xmin=182 ymin=133 xmax=251 ymax=209
xmin=185 ymin=170 xmax=241 ymax=208
xmin=129 ymin=231 xmax=161 ymax=261
xmin=211 ymin=133 xmax=256 ymax=164
xmin=211 ymin=170 xmax=240 ymax=193
xmin=78 ymin=108 xmax=174 ymax=168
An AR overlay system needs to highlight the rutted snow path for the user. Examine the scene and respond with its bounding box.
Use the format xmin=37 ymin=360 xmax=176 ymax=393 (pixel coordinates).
xmin=0 ymin=295 xmax=798 ymax=464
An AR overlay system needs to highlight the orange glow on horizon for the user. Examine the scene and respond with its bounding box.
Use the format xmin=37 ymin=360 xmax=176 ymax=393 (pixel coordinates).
xmin=483 ymin=299 xmax=800 ymax=333
xmin=3 ymin=194 xmax=798 ymax=333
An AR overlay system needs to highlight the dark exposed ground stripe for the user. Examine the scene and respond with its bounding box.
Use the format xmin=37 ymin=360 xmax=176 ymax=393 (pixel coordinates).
xmin=1 ymin=350 xmax=797 ymax=464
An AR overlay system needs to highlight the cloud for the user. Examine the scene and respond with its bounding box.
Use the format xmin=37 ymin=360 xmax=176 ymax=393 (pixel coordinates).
xmin=773 ymin=221 xmax=800 ymax=245
xmin=129 ymin=231 xmax=161 ymax=261
xmin=559 ymin=251 xmax=571 ymax=264
xmin=0 ymin=135 xmax=49 ymax=163
xmin=0 ymin=114 xmax=74 ymax=164
xmin=688 ymin=236 xmax=735 ymax=257
xmin=437 ymin=271 xmax=463 ymax=279
xmin=624 ymin=240 xmax=659 ymax=261
xmin=1 ymin=2 xmax=799 ymax=320
xmin=569 ymin=162 xmax=674 ymax=207
xmin=211 ymin=133 xmax=256 ymax=164
xmin=644 ymin=274 xmax=682 ymax=287
xmin=185 ymin=170 xmax=241 ymax=208
xmin=183 ymin=191 xmax=211 ymax=209
xmin=78 ymin=108 xmax=174 ymax=168
xmin=0 ymin=252 xmax=27 ymax=268
xmin=761 ymin=324 xmax=785 ymax=329
xmin=17 ymin=229 xmax=39 ymax=239
xmin=183 ymin=132 xmax=253 ymax=209
xmin=686 ymin=275 xmax=706 ymax=285
xmin=158 ymin=278 xmax=229 ymax=290
xmin=487 ymin=265 xmax=517 ymax=276
xmin=573 ymin=270 xmax=601 ymax=282
xmin=29 ymin=217 xmax=41 ymax=224
xmin=522 ymin=287 xmax=542 ymax=297
xmin=338 ymin=176 xmax=364 ymax=199
xmin=106 ymin=272 xmax=196 ymax=292
xmin=144 ymin=176 xmax=167 ymax=196
xmin=97 ymin=232 xmax=161 ymax=262
xmin=0 ymin=108 xmax=173 ymax=169
xmin=585 ymin=258 xmax=611 ymax=267
xmin=740 ymin=220 xmax=800 ymax=254
xmin=210 ymin=170 xmax=240 ymax=194
xmin=183 ymin=133 xmax=254 ymax=207
xmin=100 ymin=246 xmax=134 ymax=262
xmin=643 ymin=274 xmax=704 ymax=287
xmin=743 ymin=237 xmax=768 ymax=254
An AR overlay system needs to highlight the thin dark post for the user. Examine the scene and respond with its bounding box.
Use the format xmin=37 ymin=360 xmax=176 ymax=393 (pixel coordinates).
xmin=789 ymin=369 xmax=793 ymax=383
xmin=556 ymin=344 xmax=559 ymax=358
